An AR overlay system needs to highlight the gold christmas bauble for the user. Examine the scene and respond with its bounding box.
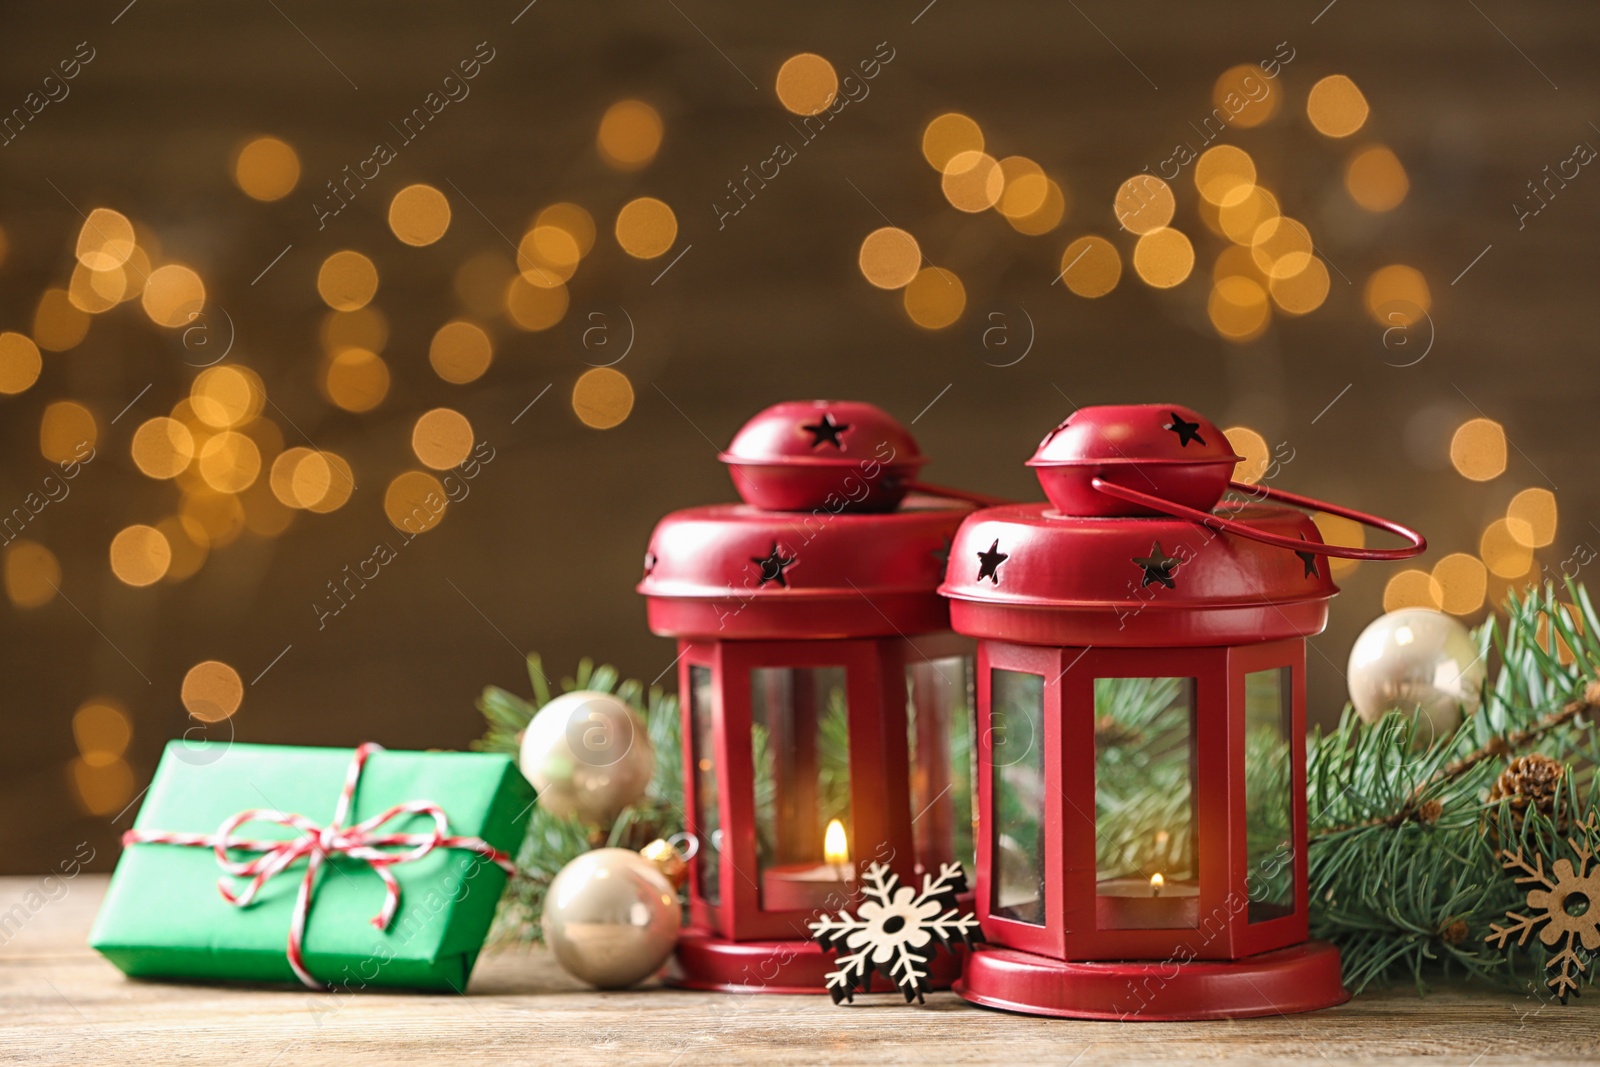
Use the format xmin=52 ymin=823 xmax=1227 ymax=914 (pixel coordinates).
xmin=518 ymin=690 xmax=655 ymax=826
xmin=542 ymin=847 xmax=680 ymax=989
xmin=1347 ymin=607 xmax=1485 ymax=740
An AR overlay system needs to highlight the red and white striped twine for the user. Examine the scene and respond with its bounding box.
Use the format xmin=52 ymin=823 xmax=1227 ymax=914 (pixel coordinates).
xmin=122 ymin=742 xmax=515 ymax=990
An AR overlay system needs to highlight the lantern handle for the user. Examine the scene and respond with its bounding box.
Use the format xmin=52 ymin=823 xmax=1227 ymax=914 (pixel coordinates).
xmin=1089 ymin=476 xmax=1427 ymax=561
xmin=908 ymin=481 xmax=1013 ymax=509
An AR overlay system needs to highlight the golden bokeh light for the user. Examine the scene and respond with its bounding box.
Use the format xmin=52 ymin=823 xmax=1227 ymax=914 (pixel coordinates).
xmin=1449 ymin=417 xmax=1506 ymax=481
xmin=1213 ymin=64 xmax=1279 ymax=128
xmin=902 ymin=267 xmax=967 ymax=329
xmin=182 ymin=660 xmax=243 ymax=722
xmin=71 ymin=756 xmax=134 ymax=817
xmin=181 ymin=488 xmax=246 ymax=547
xmin=1249 ymin=216 xmax=1314 ymax=279
xmin=504 ymin=276 xmax=570 ymax=331
xmin=34 ymin=288 xmax=90 ymax=351
xmin=388 ymin=183 xmax=452 ymax=246
xmin=1506 ymin=488 xmax=1557 ymax=548
xmin=454 ymin=252 xmax=516 ymax=318
xmin=73 ymin=698 xmax=132 ymax=765
xmin=141 ymin=265 xmax=206 ymax=329
xmin=233 ymin=136 xmax=301 ymax=201
xmin=321 ymin=348 xmax=391 ymax=413
xmin=1432 ymin=553 xmax=1488 ymax=616
xmin=385 ymin=471 xmax=448 ymax=533
xmin=1312 ymin=511 xmax=1366 ymax=578
xmin=996 ymin=156 xmax=1048 ymax=219
xmin=1132 ymin=227 xmax=1195 ymax=289
xmin=1344 ymin=145 xmax=1408 ymax=212
xmin=1363 ymin=264 xmax=1430 ymax=326
xmin=1268 ymin=257 xmax=1331 ymax=315
xmin=775 ymin=53 xmax=838 ymax=116
xmin=536 ymin=202 xmax=597 ymax=259
xmin=68 ymin=261 xmax=128 ymax=314
xmin=1194 ymin=145 xmax=1257 ymax=206
xmin=119 ymin=245 xmax=151 ymax=302
xmin=571 ymin=367 xmax=635 ymax=429
xmin=109 ymin=524 xmax=172 ymax=587
xmin=1213 ymin=244 xmax=1267 ymax=285
xmin=4 ymin=540 xmax=60 ymax=609
xmin=1059 ymin=236 xmax=1121 ymax=298
xmin=1307 ymin=74 xmax=1369 ymax=138
xmin=921 ymin=112 xmax=983 ymax=171
xmin=190 ymin=365 xmax=262 ymax=428
xmin=1007 ymin=178 xmax=1067 ymax=235
xmin=942 ymin=150 xmax=1004 ymax=213
xmin=0 ymin=332 xmax=42 ymax=394
xmin=270 ymin=448 xmax=354 ymax=512
xmin=857 ymin=227 xmax=922 ymax=289
xmin=412 ymin=408 xmax=475 ymax=469
xmin=131 ymin=417 xmax=195 ymax=479
xmin=158 ymin=515 xmax=209 ymax=581
xmin=1384 ymin=568 xmax=1442 ymax=612
xmin=1481 ymin=518 xmax=1534 ymax=578
xmin=320 ymin=306 xmax=389 ymax=355
xmin=597 ymin=99 xmax=664 ymax=169
xmin=76 ymin=208 xmax=135 ymax=271
xmin=614 ymin=197 xmax=678 ymax=259
xmin=40 ymin=401 xmax=97 ymax=463
xmin=241 ymin=476 xmax=295 ymax=537
xmin=429 ymin=321 xmax=494 ymax=384
xmin=1219 ymin=186 xmax=1280 ymax=245
xmin=1224 ymin=426 xmax=1270 ymax=483
xmin=1208 ymin=276 xmax=1271 ymax=341
xmin=1114 ymin=175 xmax=1175 ymax=235
xmin=197 ymin=431 xmax=262 ymax=493
xmin=517 ymin=225 xmax=581 ymax=286
xmin=317 ymin=250 xmax=379 ymax=311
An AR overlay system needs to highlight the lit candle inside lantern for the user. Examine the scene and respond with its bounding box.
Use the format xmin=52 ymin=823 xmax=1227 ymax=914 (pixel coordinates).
xmin=1150 ymin=872 xmax=1164 ymax=897
xmin=762 ymin=818 xmax=856 ymax=913
xmin=1098 ymin=871 xmax=1200 ymax=929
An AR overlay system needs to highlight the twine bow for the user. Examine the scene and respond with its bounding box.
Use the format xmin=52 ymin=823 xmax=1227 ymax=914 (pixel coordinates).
xmin=121 ymin=742 xmax=515 ymax=989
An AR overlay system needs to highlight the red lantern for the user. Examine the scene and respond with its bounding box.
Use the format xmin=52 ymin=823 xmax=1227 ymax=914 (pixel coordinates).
xmin=940 ymin=404 xmax=1426 ymax=1020
xmin=639 ymin=400 xmax=984 ymax=993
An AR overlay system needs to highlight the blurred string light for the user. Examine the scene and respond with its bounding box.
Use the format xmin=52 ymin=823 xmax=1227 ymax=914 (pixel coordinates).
xmin=317 ymin=250 xmax=379 ymax=311
xmin=505 ymin=276 xmax=569 ymax=330
xmin=322 ymin=306 xmax=389 ymax=354
xmin=0 ymin=331 xmax=42 ymax=394
xmin=429 ymin=321 xmax=493 ymax=383
xmin=1383 ymin=569 xmax=1442 ymax=612
xmin=1114 ymin=175 xmax=1175 ymax=234
xmin=1506 ymin=488 xmax=1557 ymax=548
xmin=1363 ymin=263 xmax=1430 ymax=326
xmin=270 ymin=448 xmax=354 ymax=513
xmin=1059 ymin=236 xmax=1121 ymax=297
xmin=1344 ymin=145 xmax=1408 ymax=212
xmin=614 ymin=196 xmax=678 ymax=258
xmin=858 ymin=227 xmax=922 ymax=289
xmin=942 ymin=150 xmax=1004 ymax=213
xmin=182 ymin=659 xmax=243 ymax=722
xmin=109 ymin=524 xmax=171 ymax=586
xmin=232 ymin=136 xmax=300 ymax=201
xmin=1431 ymin=553 xmax=1488 ymax=615
xmin=412 ymin=407 xmax=474 ymax=469
xmin=388 ymin=183 xmax=451 ymax=246
xmin=4 ymin=540 xmax=60 ymax=608
xmin=1306 ymin=74 xmax=1369 ymax=138
xmin=1223 ymin=426 xmax=1269 ymax=483
xmin=1132 ymin=227 xmax=1194 ymax=288
xmin=1450 ymin=417 xmax=1506 ymax=481
xmin=902 ymin=267 xmax=966 ymax=329
xmin=537 ymin=202 xmax=596 ymax=257
xmin=34 ymin=288 xmax=89 ymax=350
xmin=1481 ymin=518 xmax=1534 ymax=578
xmin=142 ymin=264 xmax=205 ymax=328
xmin=776 ymin=54 xmax=838 ymax=116
xmin=597 ymin=99 xmax=664 ymax=168
xmin=1212 ymin=65 xmax=1278 ymax=128
xmin=40 ymin=400 xmax=97 ymax=463
xmin=1312 ymin=512 xmax=1365 ymax=579
xmin=921 ymin=112 xmax=983 ymax=170
xmin=69 ymin=696 xmax=134 ymax=816
xmin=385 ymin=470 xmax=447 ymax=532
xmin=320 ymin=348 xmax=390 ymax=412
xmin=572 ymin=366 xmax=635 ymax=429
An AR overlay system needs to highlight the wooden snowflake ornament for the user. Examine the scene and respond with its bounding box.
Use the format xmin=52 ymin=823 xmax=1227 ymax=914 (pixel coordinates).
xmin=1486 ymin=811 xmax=1600 ymax=1003
xmin=807 ymin=860 xmax=983 ymax=1004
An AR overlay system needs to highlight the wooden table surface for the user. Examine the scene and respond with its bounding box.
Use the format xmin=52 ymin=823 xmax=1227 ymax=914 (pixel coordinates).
xmin=2 ymin=876 xmax=1596 ymax=1066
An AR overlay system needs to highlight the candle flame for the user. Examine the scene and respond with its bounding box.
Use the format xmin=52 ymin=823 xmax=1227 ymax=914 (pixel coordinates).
xmin=824 ymin=818 xmax=849 ymax=867
xmin=1150 ymin=872 xmax=1164 ymax=896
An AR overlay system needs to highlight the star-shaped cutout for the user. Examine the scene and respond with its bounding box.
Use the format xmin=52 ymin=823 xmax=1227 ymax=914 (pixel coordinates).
xmin=1163 ymin=411 xmax=1206 ymax=448
xmin=1296 ymin=536 xmax=1319 ymax=579
xmin=801 ymin=412 xmax=850 ymax=450
xmin=976 ymin=539 xmax=1008 ymax=584
xmin=1133 ymin=541 xmax=1180 ymax=589
xmin=931 ymin=536 xmax=952 ymax=566
xmin=751 ymin=542 xmax=796 ymax=587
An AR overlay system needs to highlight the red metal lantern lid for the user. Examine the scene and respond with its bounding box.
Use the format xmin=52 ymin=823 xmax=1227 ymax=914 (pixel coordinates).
xmin=719 ymin=400 xmax=927 ymax=513
xmin=938 ymin=501 xmax=1337 ymax=647
xmin=639 ymin=494 xmax=970 ymax=640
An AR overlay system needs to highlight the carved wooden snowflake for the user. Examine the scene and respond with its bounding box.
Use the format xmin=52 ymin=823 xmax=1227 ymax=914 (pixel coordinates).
xmin=807 ymin=860 xmax=983 ymax=1004
xmin=1487 ymin=812 xmax=1600 ymax=1003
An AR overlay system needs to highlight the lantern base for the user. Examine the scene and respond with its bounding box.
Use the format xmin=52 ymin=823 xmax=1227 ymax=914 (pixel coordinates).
xmin=956 ymin=940 xmax=1349 ymax=1021
xmin=668 ymin=928 xmax=963 ymax=995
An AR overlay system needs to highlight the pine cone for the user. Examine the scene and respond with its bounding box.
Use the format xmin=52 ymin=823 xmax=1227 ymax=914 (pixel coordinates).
xmin=1488 ymin=753 xmax=1565 ymax=817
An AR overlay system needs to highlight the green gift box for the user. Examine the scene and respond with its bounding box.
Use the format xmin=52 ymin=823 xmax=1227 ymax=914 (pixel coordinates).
xmin=89 ymin=741 xmax=534 ymax=992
